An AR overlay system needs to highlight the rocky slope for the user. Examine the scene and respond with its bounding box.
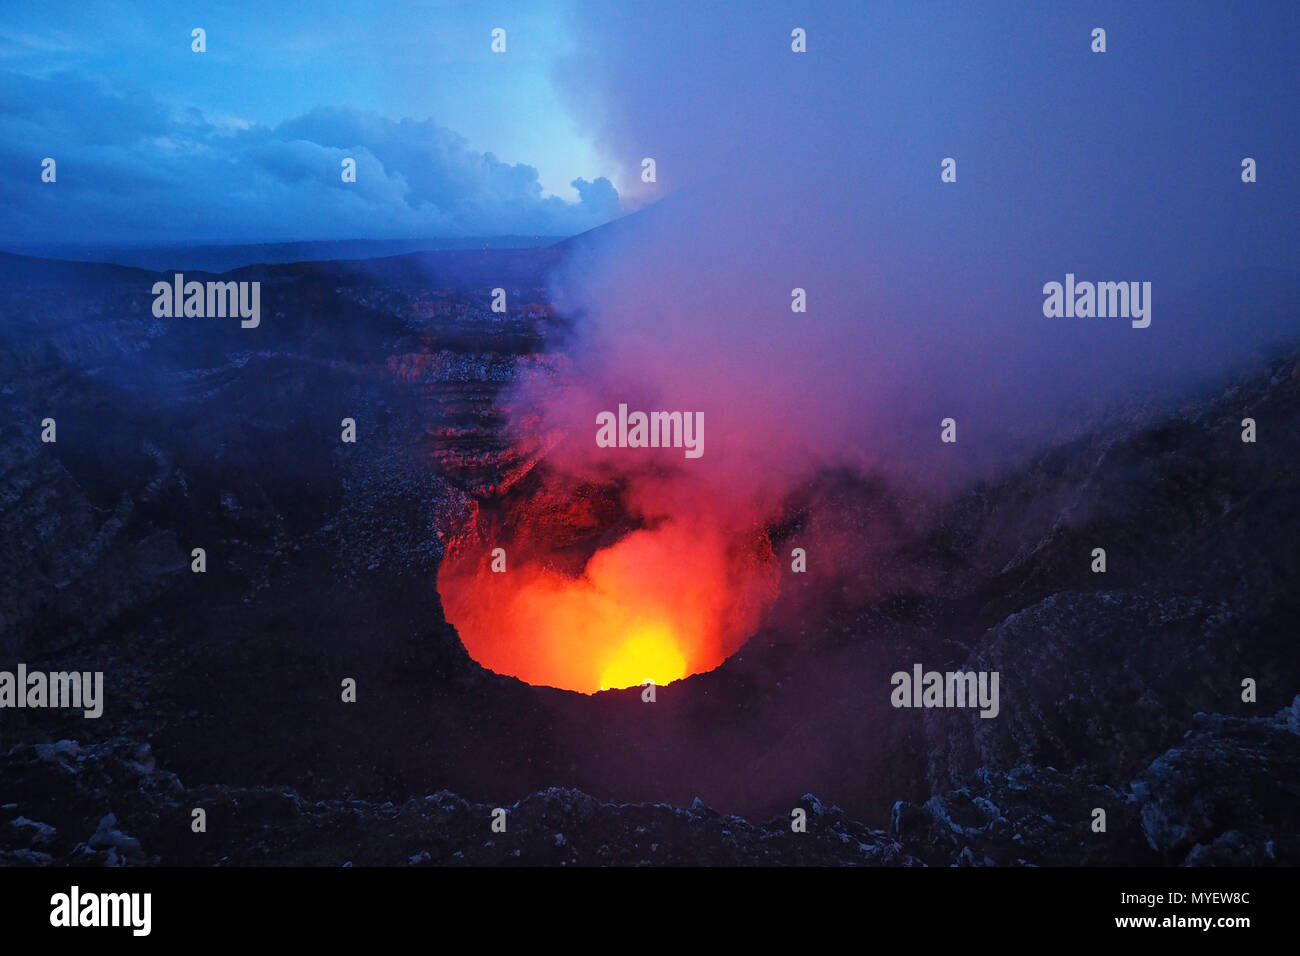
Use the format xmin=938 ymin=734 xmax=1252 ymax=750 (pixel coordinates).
xmin=4 ymin=695 xmax=1296 ymax=866
xmin=1 ymin=249 xmax=1298 ymax=864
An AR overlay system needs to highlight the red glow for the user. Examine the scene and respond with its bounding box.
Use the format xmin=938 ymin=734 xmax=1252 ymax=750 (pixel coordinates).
xmin=440 ymin=515 xmax=778 ymax=694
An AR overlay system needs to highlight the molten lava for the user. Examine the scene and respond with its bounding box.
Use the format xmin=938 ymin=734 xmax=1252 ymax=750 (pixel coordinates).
xmin=439 ymin=506 xmax=778 ymax=695
xmin=598 ymin=628 xmax=687 ymax=691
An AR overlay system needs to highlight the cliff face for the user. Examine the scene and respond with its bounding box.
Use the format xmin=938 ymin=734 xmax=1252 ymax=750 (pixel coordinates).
xmin=2 ymin=250 xmax=1298 ymax=864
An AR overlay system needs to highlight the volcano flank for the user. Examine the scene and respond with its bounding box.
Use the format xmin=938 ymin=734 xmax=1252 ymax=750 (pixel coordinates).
xmin=2 ymin=248 xmax=1299 ymax=866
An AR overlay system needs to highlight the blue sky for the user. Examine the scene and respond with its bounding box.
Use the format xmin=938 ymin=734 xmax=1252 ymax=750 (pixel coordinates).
xmin=3 ymin=1 xmax=604 ymax=197
xmin=1 ymin=0 xmax=619 ymax=242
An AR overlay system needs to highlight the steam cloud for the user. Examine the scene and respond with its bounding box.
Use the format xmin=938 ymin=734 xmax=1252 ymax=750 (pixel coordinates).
xmin=539 ymin=1 xmax=1299 ymax=489
xmin=445 ymin=2 xmax=1300 ymax=691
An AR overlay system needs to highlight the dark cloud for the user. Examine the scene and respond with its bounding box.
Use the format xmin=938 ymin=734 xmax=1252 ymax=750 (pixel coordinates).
xmin=0 ymin=70 xmax=169 ymax=147
xmin=0 ymin=73 xmax=620 ymax=242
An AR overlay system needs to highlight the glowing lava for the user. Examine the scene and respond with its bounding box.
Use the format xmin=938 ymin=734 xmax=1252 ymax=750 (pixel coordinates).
xmin=598 ymin=628 xmax=687 ymax=690
xmin=439 ymin=513 xmax=778 ymax=695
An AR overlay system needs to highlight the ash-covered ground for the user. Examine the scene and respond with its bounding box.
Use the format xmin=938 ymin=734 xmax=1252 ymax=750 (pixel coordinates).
xmin=2 ymin=247 xmax=1298 ymax=866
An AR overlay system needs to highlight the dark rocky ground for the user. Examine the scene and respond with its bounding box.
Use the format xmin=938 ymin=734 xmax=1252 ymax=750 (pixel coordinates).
xmin=1 ymin=248 xmax=1298 ymax=866
xmin=2 ymin=696 xmax=1298 ymax=866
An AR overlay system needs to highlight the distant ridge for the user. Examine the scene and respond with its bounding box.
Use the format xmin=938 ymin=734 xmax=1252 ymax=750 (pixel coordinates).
xmin=0 ymin=246 xmax=566 ymax=292
xmin=0 ymin=236 xmax=567 ymax=273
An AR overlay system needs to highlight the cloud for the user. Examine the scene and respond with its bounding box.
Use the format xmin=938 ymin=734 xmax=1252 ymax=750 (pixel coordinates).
xmin=0 ymin=72 xmax=620 ymax=242
xmin=0 ymin=70 xmax=169 ymax=146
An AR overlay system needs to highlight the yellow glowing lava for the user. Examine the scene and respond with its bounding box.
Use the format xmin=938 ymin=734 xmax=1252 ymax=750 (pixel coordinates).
xmin=598 ymin=629 xmax=688 ymax=691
